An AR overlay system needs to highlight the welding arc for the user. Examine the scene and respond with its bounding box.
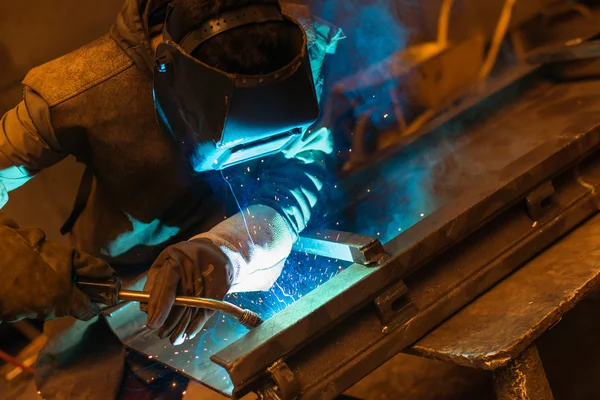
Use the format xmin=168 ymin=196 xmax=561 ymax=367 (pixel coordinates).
xmin=119 ymin=290 xmax=263 ymax=329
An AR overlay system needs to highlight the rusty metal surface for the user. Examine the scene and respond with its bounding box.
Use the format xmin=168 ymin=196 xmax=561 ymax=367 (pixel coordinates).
xmin=411 ymin=200 xmax=600 ymax=370
xmin=493 ymin=345 xmax=554 ymax=400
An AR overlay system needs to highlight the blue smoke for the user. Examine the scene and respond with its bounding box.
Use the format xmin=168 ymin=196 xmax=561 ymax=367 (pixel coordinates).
xmin=316 ymin=0 xmax=409 ymax=78
xmin=318 ymin=0 xmax=411 ymax=131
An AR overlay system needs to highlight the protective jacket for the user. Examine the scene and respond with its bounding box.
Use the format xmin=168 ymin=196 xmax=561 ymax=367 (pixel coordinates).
xmin=0 ymin=0 xmax=342 ymax=398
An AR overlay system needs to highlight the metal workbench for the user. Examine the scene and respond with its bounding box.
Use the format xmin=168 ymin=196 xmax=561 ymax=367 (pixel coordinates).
xmin=104 ymin=72 xmax=600 ymax=399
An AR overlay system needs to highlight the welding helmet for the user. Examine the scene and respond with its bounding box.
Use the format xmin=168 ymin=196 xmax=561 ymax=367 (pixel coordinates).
xmin=153 ymin=3 xmax=320 ymax=172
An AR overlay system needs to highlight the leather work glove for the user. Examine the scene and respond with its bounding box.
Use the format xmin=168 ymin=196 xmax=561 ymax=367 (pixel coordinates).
xmin=0 ymin=213 xmax=116 ymax=323
xmin=143 ymin=238 xmax=234 ymax=345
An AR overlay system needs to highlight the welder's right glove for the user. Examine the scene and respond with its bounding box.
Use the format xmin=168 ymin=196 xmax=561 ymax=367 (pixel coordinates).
xmin=0 ymin=213 xmax=116 ymax=323
xmin=143 ymin=238 xmax=234 ymax=345
xmin=143 ymin=204 xmax=295 ymax=345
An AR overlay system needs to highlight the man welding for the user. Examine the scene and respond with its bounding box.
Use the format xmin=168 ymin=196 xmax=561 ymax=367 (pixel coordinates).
xmin=0 ymin=0 xmax=341 ymax=398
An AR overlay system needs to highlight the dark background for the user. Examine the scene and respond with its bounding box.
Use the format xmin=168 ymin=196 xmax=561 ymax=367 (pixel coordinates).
xmin=1 ymin=1 xmax=599 ymax=399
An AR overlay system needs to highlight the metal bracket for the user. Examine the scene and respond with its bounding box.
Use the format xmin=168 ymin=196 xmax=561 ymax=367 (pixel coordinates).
xmin=256 ymin=359 xmax=301 ymax=400
xmin=293 ymin=230 xmax=387 ymax=265
xmin=525 ymin=180 xmax=555 ymax=221
xmin=374 ymin=280 xmax=418 ymax=329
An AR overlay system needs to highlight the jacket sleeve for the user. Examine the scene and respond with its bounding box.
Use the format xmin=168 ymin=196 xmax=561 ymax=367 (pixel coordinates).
xmin=0 ymin=88 xmax=67 ymax=209
xmin=0 ymin=212 xmax=115 ymax=323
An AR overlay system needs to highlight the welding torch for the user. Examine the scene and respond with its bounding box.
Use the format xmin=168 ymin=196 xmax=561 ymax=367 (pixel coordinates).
xmin=76 ymin=277 xmax=263 ymax=329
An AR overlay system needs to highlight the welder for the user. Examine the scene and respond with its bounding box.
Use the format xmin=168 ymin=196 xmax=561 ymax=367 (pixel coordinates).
xmin=0 ymin=0 xmax=341 ymax=398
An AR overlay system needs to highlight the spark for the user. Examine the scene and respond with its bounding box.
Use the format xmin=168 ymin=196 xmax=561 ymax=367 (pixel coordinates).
xmin=384 ymin=113 xmax=389 ymax=118
xmin=275 ymin=281 xmax=295 ymax=302
xmin=220 ymin=170 xmax=254 ymax=245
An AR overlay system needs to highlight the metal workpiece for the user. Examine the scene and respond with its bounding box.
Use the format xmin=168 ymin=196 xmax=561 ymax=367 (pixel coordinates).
xmin=206 ymin=82 xmax=600 ymax=397
xmin=109 ymin=75 xmax=600 ymax=398
xmin=278 ymin=152 xmax=600 ymax=400
xmin=292 ymin=230 xmax=387 ymax=265
xmin=222 ymin=77 xmax=600 ymax=397
xmin=211 ymin=260 xmax=398 ymax=393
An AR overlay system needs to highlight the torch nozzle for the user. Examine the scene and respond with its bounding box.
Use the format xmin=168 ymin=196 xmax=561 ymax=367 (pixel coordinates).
xmin=238 ymin=309 xmax=264 ymax=328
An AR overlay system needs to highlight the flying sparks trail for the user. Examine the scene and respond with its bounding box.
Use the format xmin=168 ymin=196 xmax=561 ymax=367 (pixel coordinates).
xmin=220 ymin=169 xmax=255 ymax=245
xmin=275 ymin=281 xmax=296 ymax=303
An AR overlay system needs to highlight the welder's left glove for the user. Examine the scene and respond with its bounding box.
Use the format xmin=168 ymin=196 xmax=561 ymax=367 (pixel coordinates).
xmin=0 ymin=213 xmax=116 ymax=323
xmin=143 ymin=238 xmax=234 ymax=345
